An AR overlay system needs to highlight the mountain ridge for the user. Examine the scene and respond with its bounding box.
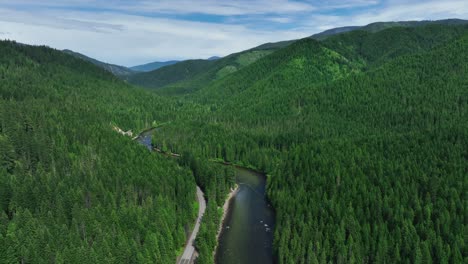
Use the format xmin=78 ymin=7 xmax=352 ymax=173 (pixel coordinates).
xmin=130 ymin=60 xmax=180 ymax=72
xmin=127 ymin=19 xmax=468 ymax=96
xmin=62 ymin=49 xmax=135 ymax=77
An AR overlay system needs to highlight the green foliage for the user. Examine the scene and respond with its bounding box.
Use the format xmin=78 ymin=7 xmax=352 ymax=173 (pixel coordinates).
xmin=177 ymin=152 xmax=235 ymax=264
xmin=62 ymin=49 xmax=135 ymax=77
xmin=128 ymin=59 xmax=215 ymax=91
xmin=148 ymin=25 xmax=468 ymax=263
xmin=0 ymin=40 xmax=197 ymax=263
xmin=2 ymin=23 xmax=468 ymax=264
xmin=216 ymin=65 xmax=237 ymax=79
xmin=236 ymin=50 xmax=274 ymax=66
xmin=129 ymin=49 xmax=275 ymax=95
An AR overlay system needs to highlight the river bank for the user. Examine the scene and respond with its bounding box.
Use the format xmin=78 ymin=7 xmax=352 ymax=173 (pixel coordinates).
xmin=132 ymin=128 xmax=274 ymax=263
xmin=213 ymin=185 xmax=239 ymax=257
xmin=215 ymin=167 xmax=275 ymax=264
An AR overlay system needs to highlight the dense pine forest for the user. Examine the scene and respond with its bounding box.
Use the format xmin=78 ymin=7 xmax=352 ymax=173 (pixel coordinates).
xmin=0 ymin=22 xmax=467 ymax=264
xmin=0 ymin=41 xmax=202 ymax=263
xmin=145 ymin=24 xmax=467 ymax=263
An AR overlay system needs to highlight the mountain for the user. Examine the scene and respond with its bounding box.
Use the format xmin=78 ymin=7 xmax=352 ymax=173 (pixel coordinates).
xmin=128 ymin=19 xmax=468 ymax=95
xmin=254 ymin=19 xmax=468 ymax=50
xmin=62 ymin=49 xmax=135 ymax=76
xmin=127 ymin=48 xmax=279 ymax=95
xmin=150 ymin=23 xmax=468 ymax=263
xmin=2 ymin=20 xmax=467 ymax=264
xmin=130 ymin=60 xmax=180 ymax=72
xmin=312 ymin=19 xmax=468 ymax=40
xmin=0 ymin=41 xmax=204 ymax=263
xmin=128 ymin=59 xmax=215 ymax=93
xmin=126 ymin=57 xmax=221 ymax=73
xmin=207 ymin=56 xmax=221 ymax=60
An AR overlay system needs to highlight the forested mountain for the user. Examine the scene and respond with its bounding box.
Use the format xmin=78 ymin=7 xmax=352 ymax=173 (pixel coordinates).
xmin=61 ymin=19 xmax=468 ymax=88
xmin=128 ymin=59 xmax=215 ymax=93
xmin=255 ymin=18 xmax=468 ymax=49
xmin=129 ymin=57 xmax=218 ymax=73
xmin=130 ymin=60 xmax=180 ymax=72
xmin=127 ymin=49 xmax=276 ymax=95
xmin=62 ymin=49 xmax=135 ymax=77
xmin=0 ymin=41 xmax=201 ymax=263
xmin=2 ymin=20 xmax=467 ymax=264
xmin=128 ymin=19 xmax=468 ymax=95
xmin=147 ymin=24 xmax=468 ymax=263
xmin=312 ymin=18 xmax=468 ymax=40
xmin=267 ymin=32 xmax=467 ymax=264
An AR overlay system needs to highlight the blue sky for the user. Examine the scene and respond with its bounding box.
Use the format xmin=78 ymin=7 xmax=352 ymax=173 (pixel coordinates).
xmin=0 ymin=0 xmax=467 ymax=66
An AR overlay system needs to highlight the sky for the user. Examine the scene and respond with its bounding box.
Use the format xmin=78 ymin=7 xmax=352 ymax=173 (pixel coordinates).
xmin=0 ymin=0 xmax=467 ymax=66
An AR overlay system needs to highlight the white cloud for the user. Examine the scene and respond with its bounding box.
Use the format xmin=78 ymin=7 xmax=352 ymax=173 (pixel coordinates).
xmin=0 ymin=0 xmax=315 ymax=16
xmin=315 ymin=0 xmax=379 ymax=10
xmin=0 ymin=7 xmax=308 ymax=66
xmin=298 ymin=0 xmax=468 ymax=33
xmin=130 ymin=0 xmax=315 ymax=15
xmin=352 ymin=0 xmax=468 ymax=24
xmin=0 ymin=0 xmax=467 ymax=66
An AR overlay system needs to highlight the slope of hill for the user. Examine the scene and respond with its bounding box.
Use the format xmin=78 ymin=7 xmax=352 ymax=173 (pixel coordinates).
xmin=267 ymin=33 xmax=468 ymax=263
xmin=128 ymin=49 xmax=276 ymax=95
xmin=128 ymin=19 xmax=468 ymax=96
xmin=3 ymin=20 xmax=467 ymax=264
xmin=0 ymin=41 xmax=200 ymax=263
xmin=130 ymin=57 xmax=220 ymax=73
xmin=62 ymin=49 xmax=135 ymax=77
xmin=312 ymin=18 xmax=468 ymax=40
xmin=254 ymin=18 xmax=468 ymax=49
xmin=192 ymin=24 xmax=468 ymax=109
xmin=130 ymin=60 xmax=180 ymax=72
xmin=150 ymin=24 xmax=468 ymax=264
xmin=128 ymin=59 xmax=215 ymax=92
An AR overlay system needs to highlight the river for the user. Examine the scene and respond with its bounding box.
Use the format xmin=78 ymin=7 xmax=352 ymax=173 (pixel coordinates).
xmin=135 ymin=129 xmax=275 ymax=263
xmin=215 ymin=167 xmax=275 ymax=264
xmin=135 ymin=129 xmax=153 ymax=151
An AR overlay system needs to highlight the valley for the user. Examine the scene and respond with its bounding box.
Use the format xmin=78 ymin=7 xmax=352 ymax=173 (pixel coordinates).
xmin=0 ymin=18 xmax=467 ymax=264
xmin=135 ymin=127 xmax=275 ymax=264
xmin=215 ymin=167 xmax=275 ymax=264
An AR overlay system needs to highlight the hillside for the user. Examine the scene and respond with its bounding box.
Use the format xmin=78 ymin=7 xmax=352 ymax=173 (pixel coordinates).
xmin=149 ymin=24 xmax=468 ymax=263
xmin=61 ymin=19 xmax=468 ymax=91
xmin=128 ymin=59 xmax=215 ymax=93
xmin=2 ymin=19 xmax=467 ymax=264
xmin=62 ymin=49 xmax=135 ymax=77
xmin=128 ymin=49 xmax=276 ymax=95
xmin=313 ymin=18 xmax=468 ymax=40
xmin=268 ymin=32 xmax=468 ymax=263
xmin=255 ymin=18 xmax=468 ymax=49
xmin=0 ymin=41 xmax=199 ymax=263
xmin=128 ymin=19 xmax=468 ymax=96
xmin=130 ymin=60 xmax=180 ymax=72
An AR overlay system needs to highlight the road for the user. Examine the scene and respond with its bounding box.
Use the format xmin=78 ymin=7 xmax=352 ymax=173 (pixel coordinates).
xmin=130 ymin=127 xmax=204 ymax=263
xmin=177 ymin=186 xmax=206 ymax=264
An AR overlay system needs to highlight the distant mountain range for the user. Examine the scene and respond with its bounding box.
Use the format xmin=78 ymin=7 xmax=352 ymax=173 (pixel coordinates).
xmin=62 ymin=51 xmax=221 ymax=76
xmin=63 ymin=19 xmax=468 ymax=82
xmin=126 ymin=19 xmax=468 ymax=94
xmin=255 ymin=18 xmax=468 ymax=49
xmin=130 ymin=60 xmax=180 ymax=72
xmin=313 ymin=18 xmax=468 ymax=39
xmin=129 ymin=56 xmax=220 ymax=72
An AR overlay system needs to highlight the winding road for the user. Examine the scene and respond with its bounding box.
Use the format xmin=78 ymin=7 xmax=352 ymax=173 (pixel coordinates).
xmin=177 ymin=186 xmax=206 ymax=264
xmin=129 ymin=127 xmax=206 ymax=264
